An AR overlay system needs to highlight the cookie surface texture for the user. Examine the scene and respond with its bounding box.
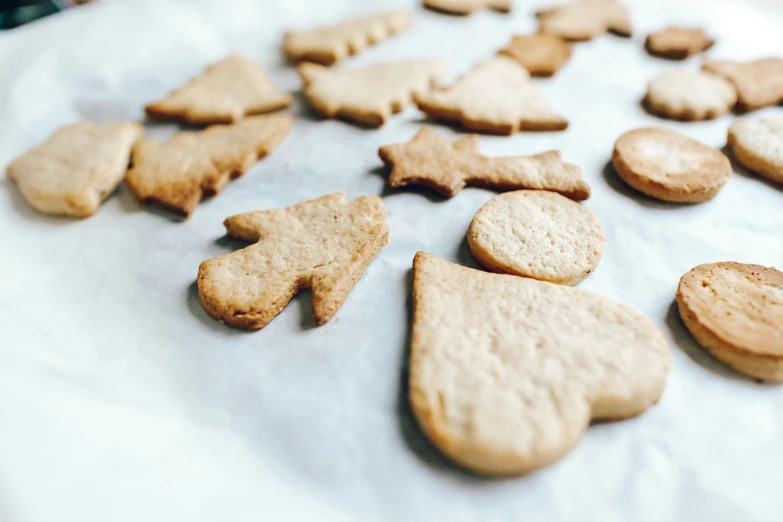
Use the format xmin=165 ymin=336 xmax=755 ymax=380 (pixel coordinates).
xmin=468 ymin=191 xmax=604 ymax=285
xmin=423 ymin=0 xmax=511 ymax=15
xmin=612 ymin=127 xmax=731 ymax=203
xmin=126 ymin=114 xmax=292 ymax=217
xmin=536 ymin=0 xmax=632 ymax=41
xmin=644 ymin=69 xmax=737 ymax=121
xmin=703 ymin=58 xmax=783 ymax=111
xmin=728 ymin=116 xmax=783 ymax=184
xmin=677 ymin=262 xmax=783 ymax=381
xmin=299 ymin=59 xmax=447 ymax=127
xmin=378 ymin=127 xmax=588 ymax=199
xmin=498 ymin=34 xmax=571 ymax=77
xmin=644 ymin=27 xmax=714 ymax=60
xmin=145 ymin=54 xmax=291 ymax=125
xmin=197 ymin=193 xmax=390 ymax=331
xmin=415 ymin=56 xmax=568 ymax=134
xmin=409 ymin=252 xmax=669 ymax=476
xmin=6 ymin=121 xmax=141 ymax=218
xmin=283 ymin=10 xmax=411 ymax=65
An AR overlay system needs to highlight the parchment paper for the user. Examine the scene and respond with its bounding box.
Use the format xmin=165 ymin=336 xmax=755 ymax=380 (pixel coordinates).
xmin=1 ymin=0 xmax=782 ymax=520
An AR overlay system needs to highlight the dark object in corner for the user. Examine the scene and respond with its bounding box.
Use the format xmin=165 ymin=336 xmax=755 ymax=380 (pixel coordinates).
xmin=0 ymin=0 xmax=91 ymax=29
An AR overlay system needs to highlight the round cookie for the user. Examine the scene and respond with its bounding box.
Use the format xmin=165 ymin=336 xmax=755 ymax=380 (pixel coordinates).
xmin=644 ymin=69 xmax=737 ymax=121
xmin=467 ymin=190 xmax=604 ymax=285
xmin=676 ymin=262 xmax=783 ymax=381
xmin=727 ymin=116 xmax=783 ymax=184
xmin=612 ymin=127 xmax=731 ymax=203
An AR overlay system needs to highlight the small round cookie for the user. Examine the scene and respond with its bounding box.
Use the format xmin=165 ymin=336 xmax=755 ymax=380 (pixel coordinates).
xmin=644 ymin=27 xmax=714 ymax=60
xmin=612 ymin=128 xmax=731 ymax=203
xmin=727 ymin=116 xmax=783 ymax=184
xmin=467 ymin=190 xmax=604 ymax=285
xmin=644 ymin=69 xmax=737 ymax=121
xmin=676 ymin=262 xmax=783 ymax=382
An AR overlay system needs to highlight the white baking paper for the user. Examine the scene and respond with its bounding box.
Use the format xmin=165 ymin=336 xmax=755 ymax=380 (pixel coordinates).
xmin=1 ymin=0 xmax=782 ymax=520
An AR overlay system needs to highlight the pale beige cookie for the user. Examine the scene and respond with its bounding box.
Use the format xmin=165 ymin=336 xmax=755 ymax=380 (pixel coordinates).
xmin=126 ymin=114 xmax=291 ymax=217
xmin=703 ymin=58 xmax=783 ymax=112
xmin=727 ymin=116 xmax=783 ymax=184
xmin=145 ymin=54 xmax=291 ymax=125
xmin=612 ymin=128 xmax=731 ymax=203
xmin=299 ymin=58 xmax=447 ymax=127
xmin=644 ymin=69 xmax=737 ymax=121
xmin=536 ymin=0 xmax=632 ymax=42
xmin=468 ymin=191 xmax=604 ymax=285
xmin=423 ymin=0 xmax=511 ymax=15
xmin=498 ymin=34 xmax=571 ymax=77
xmin=644 ymin=27 xmax=714 ymax=60
xmin=6 ymin=121 xmax=141 ymax=218
xmin=283 ymin=10 xmax=411 ymax=65
xmin=415 ymin=56 xmax=568 ymax=134
xmin=410 ymin=252 xmax=669 ymax=476
xmin=378 ymin=127 xmax=589 ymax=200
xmin=197 ymin=193 xmax=389 ymax=331
xmin=677 ymin=262 xmax=783 ymax=382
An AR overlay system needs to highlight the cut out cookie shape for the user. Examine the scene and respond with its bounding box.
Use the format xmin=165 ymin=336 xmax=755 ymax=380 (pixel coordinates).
xmin=644 ymin=69 xmax=736 ymax=121
xmin=677 ymin=262 xmax=783 ymax=382
xmin=468 ymin=191 xmax=604 ymax=285
xmin=299 ymin=58 xmax=447 ymax=127
xmin=378 ymin=127 xmax=589 ymax=200
xmin=423 ymin=0 xmax=511 ymax=15
xmin=6 ymin=121 xmax=141 ymax=218
xmin=498 ymin=34 xmax=571 ymax=77
xmin=536 ymin=0 xmax=632 ymax=42
xmin=728 ymin=116 xmax=783 ymax=184
xmin=644 ymin=27 xmax=714 ymax=60
xmin=703 ymin=58 xmax=783 ymax=112
xmin=145 ymin=54 xmax=291 ymax=125
xmin=409 ymin=252 xmax=669 ymax=476
xmin=126 ymin=115 xmax=291 ymax=217
xmin=197 ymin=194 xmax=389 ymax=331
xmin=283 ymin=10 xmax=411 ymax=65
xmin=612 ymin=128 xmax=731 ymax=203
xmin=415 ymin=56 xmax=568 ymax=134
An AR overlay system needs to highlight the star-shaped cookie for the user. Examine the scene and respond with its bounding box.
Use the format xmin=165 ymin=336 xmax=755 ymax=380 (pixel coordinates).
xmin=378 ymin=127 xmax=589 ymax=200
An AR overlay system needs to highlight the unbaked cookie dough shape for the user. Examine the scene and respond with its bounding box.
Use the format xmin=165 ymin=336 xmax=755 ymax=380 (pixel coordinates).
xmin=299 ymin=58 xmax=448 ymax=127
xmin=423 ymin=0 xmax=511 ymax=15
xmin=536 ymin=0 xmax=632 ymax=42
xmin=283 ymin=10 xmax=411 ymax=65
xmin=378 ymin=127 xmax=589 ymax=200
xmin=145 ymin=54 xmax=291 ymax=125
xmin=727 ymin=115 xmax=783 ymax=184
xmin=703 ymin=58 xmax=783 ymax=112
xmin=198 ymin=194 xmax=389 ymax=331
xmin=612 ymin=127 xmax=731 ymax=203
xmin=644 ymin=69 xmax=737 ymax=121
xmin=415 ymin=56 xmax=568 ymax=134
xmin=126 ymin=114 xmax=292 ymax=217
xmin=644 ymin=27 xmax=714 ymax=60
xmin=677 ymin=262 xmax=783 ymax=381
xmin=6 ymin=121 xmax=141 ymax=218
xmin=468 ymin=191 xmax=604 ymax=285
xmin=409 ymin=252 xmax=670 ymax=476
